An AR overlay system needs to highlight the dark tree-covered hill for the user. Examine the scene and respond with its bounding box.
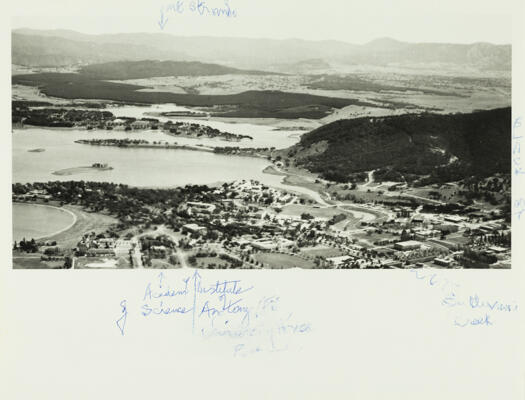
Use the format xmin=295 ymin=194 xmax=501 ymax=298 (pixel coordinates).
xmin=285 ymin=108 xmax=511 ymax=183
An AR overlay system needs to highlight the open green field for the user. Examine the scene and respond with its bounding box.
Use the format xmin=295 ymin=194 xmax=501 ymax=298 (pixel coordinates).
xmin=306 ymin=74 xmax=461 ymax=97
xmin=40 ymin=205 xmax=118 ymax=249
xmin=281 ymin=174 xmax=324 ymax=195
xmin=75 ymin=256 xmax=131 ymax=269
xmin=443 ymin=235 xmax=471 ymax=246
xmin=12 ymin=254 xmax=64 ymax=269
xmin=192 ymin=256 xmax=235 ymax=269
xmin=254 ymin=252 xmax=316 ymax=269
xmin=333 ymin=187 xmax=395 ymax=203
xmin=148 ymin=258 xmax=179 ymax=269
xmin=299 ymin=246 xmax=343 ymax=258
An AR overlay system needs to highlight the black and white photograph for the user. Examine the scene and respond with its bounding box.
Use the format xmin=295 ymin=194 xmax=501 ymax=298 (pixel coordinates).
xmin=3 ymin=1 xmax=524 ymax=400
xmin=11 ymin=3 xmax=512 ymax=271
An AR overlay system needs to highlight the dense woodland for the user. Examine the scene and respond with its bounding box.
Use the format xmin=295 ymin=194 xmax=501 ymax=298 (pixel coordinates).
xmin=13 ymin=104 xmax=114 ymax=127
xmin=12 ymin=73 xmax=378 ymax=119
xmin=78 ymin=60 xmax=279 ymax=80
xmin=286 ymin=108 xmax=511 ymax=184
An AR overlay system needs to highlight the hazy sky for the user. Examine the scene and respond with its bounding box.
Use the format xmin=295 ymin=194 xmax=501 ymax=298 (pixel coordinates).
xmin=10 ymin=0 xmax=514 ymax=44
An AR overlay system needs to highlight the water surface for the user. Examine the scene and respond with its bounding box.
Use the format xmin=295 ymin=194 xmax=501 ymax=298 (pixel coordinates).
xmin=13 ymin=128 xmax=280 ymax=187
xmin=12 ymin=203 xmax=75 ymax=242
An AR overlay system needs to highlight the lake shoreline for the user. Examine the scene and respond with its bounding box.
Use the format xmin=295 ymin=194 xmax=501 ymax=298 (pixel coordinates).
xmin=12 ymin=202 xmax=78 ymax=241
xmin=52 ymin=165 xmax=114 ymax=176
xmin=74 ymin=139 xmax=216 ymax=153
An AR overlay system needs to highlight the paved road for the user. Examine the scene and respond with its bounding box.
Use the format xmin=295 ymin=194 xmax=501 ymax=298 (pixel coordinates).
xmin=269 ymin=165 xmax=330 ymax=206
xmin=176 ymin=248 xmax=188 ymax=268
xmin=398 ymin=193 xmax=446 ymax=205
xmin=362 ymin=170 xmax=375 ymax=187
xmin=130 ymin=238 xmax=143 ymax=268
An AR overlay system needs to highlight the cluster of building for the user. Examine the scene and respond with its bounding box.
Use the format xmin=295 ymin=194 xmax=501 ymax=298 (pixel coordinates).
xmin=357 ymin=206 xmax=510 ymax=268
xmin=76 ymin=233 xmax=133 ymax=258
xmin=13 ymin=177 xmax=511 ymax=270
xmin=164 ymin=179 xmax=509 ymax=269
xmin=105 ymin=118 xmax=156 ymax=130
xmin=13 ymin=189 xmax=52 ymax=201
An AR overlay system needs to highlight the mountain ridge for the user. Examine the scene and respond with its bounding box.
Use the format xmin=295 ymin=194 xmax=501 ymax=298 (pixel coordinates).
xmin=13 ymin=28 xmax=510 ymax=46
xmin=12 ymin=29 xmax=511 ymax=71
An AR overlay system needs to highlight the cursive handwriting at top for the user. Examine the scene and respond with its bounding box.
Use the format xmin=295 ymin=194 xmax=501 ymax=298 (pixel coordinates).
xmin=159 ymin=1 xmax=237 ymax=30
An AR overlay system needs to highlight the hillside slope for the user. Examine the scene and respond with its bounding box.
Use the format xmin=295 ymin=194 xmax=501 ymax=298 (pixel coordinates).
xmin=285 ymin=108 xmax=511 ymax=183
xmin=12 ymin=33 xmax=180 ymax=67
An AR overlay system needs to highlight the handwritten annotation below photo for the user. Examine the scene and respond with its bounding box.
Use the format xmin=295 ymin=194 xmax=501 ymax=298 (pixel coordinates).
xmin=116 ymin=270 xmax=312 ymax=357
xmin=411 ymin=269 xmax=518 ymax=328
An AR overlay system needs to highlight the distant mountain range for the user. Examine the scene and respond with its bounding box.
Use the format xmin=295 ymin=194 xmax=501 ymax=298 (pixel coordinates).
xmin=12 ymin=29 xmax=511 ymax=71
xmin=283 ymin=108 xmax=511 ymax=183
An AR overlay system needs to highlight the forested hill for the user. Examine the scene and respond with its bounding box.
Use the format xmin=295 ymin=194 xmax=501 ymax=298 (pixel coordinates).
xmin=78 ymin=60 xmax=280 ymax=80
xmin=285 ymin=108 xmax=511 ymax=183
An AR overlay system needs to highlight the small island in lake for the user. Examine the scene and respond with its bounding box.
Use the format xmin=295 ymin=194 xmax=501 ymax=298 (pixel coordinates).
xmin=52 ymin=162 xmax=113 ymax=176
xmin=28 ymin=148 xmax=45 ymax=152
xmin=164 ymin=121 xmax=253 ymax=141
xmin=145 ymin=110 xmax=209 ymax=118
xmin=75 ymin=138 xmax=215 ymax=153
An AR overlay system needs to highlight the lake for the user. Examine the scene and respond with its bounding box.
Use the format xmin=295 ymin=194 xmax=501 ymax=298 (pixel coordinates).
xmin=12 ymin=203 xmax=76 ymax=242
xmin=13 ymin=102 xmax=310 ymax=187
xmin=107 ymin=103 xmax=307 ymax=149
xmin=13 ymin=106 xmax=327 ymax=220
xmin=13 ymin=128 xmax=288 ymax=187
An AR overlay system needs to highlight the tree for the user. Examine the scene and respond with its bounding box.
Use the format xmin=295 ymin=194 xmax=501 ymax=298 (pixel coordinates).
xmin=63 ymin=256 xmax=73 ymax=269
xmin=44 ymin=247 xmax=60 ymax=256
xmin=301 ymin=213 xmax=314 ymax=220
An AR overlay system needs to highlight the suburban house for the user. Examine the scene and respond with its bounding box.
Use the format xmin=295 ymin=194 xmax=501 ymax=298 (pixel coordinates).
xmin=183 ymin=223 xmax=207 ymax=235
xmin=131 ymin=120 xmax=150 ymax=130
